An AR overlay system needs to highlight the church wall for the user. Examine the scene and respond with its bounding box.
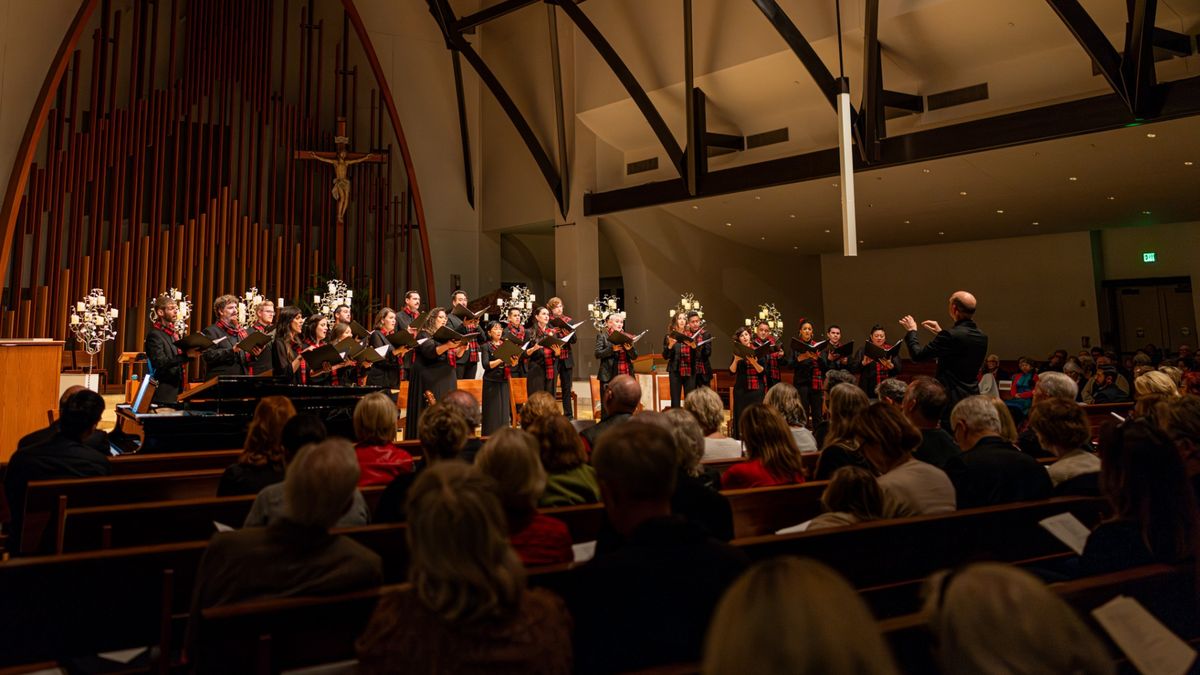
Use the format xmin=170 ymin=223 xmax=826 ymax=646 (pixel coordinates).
xmin=1098 ymin=221 xmax=1200 ymax=334
xmin=820 ymin=230 xmax=1102 ymax=359
xmin=500 ymin=231 xmax=557 ymax=302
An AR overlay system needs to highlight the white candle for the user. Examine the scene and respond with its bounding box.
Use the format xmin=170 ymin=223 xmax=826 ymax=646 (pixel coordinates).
xmin=76 ymin=301 xmax=85 ymax=312
xmin=587 ymin=304 xmax=594 ymax=311
xmin=497 ymin=299 xmax=504 ymax=306
xmin=71 ymin=315 xmax=80 ymax=325
xmin=669 ymin=309 xmax=676 ymax=317
xmin=745 ymin=318 xmax=752 ymax=326
xmin=110 ymin=308 xmax=119 ymax=318
xmin=759 ymin=309 xmax=767 ymax=319
xmin=530 ymin=294 xmax=536 ymax=302
xmin=346 ymin=290 xmax=353 ymax=298
xmin=327 ymin=282 xmax=336 ymax=293
xmin=314 ymin=295 xmax=321 ymax=304
xmin=174 ymin=291 xmax=182 ymax=300
xmin=278 ymin=297 xmax=284 ymax=308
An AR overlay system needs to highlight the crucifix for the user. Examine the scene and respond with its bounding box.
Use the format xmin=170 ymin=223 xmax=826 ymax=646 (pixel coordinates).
xmin=294 ymin=117 xmax=388 ymax=225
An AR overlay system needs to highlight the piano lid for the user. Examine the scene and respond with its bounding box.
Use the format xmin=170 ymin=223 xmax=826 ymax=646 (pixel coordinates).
xmin=178 ymin=375 xmax=385 ymax=402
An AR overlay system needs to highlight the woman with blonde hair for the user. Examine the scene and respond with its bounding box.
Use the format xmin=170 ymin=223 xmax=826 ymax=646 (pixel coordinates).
xmin=217 ymin=396 xmax=297 ymax=496
xmin=357 ymin=462 xmax=572 ymax=674
xmin=703 ymin=557 xmax=898 ymax=674
xmin=721 ymin=404 xmax=806 ymax=489
xmin=764 ymin=382 xmax=818 ymax=452
xmin=475 ymin=428 xmax=572 ymax=566
xmin=989 ymin=397 xmax=1020 ymax=444
xmin=528 ymin=413 xmax=600 ymax=507
xmin=814 ymin=383 xmax=870 ymax=480
xmin=923 ymin=563 xmax=1113 ymax=675
xmin=353 ymin=391 xmax=415 ymax=486
xmin=684 ymin=385 xmax=742 ymax=461
xmin=1135 ymin=369 xmax=1180 ymax=399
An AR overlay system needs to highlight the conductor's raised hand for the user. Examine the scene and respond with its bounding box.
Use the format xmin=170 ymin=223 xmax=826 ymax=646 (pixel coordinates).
xmin=921 ymin=320 xmax=943 ymax=334
xmin=898 ymin=315 xmax=918 ymax=332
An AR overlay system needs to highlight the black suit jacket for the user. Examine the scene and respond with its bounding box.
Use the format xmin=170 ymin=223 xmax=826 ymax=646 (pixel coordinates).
xmin=144 ymin=327 xmax=189 ymax=403
xmin=18 ymin=422 xmax=109 ymax=456
xmin=904 ymin=318 xmax=988 ymax=411
xmin=201 ymin=323 xmax=246 ymax=377
xmin=958 ymin=435 xmax=1052 ymax=509
xmin=5 ymin=433 xmax=111 ymax=552
xmin=595 ymin=332 xmax=638 ymax=384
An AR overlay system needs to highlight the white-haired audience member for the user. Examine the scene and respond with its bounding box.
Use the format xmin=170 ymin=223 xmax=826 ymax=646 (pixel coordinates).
xmin=952 ymin=396 xmax=1051 ymax=509
xmin=923 ymin=563 xmax=1114 ymax=675
xmin=875 ymin=378 xmax=907 ymax=406
xmin=357 ymin=462 xmax=572 ymax=674
xmin=187 ymin=439 xmax=383 ymax=660
xmin=685 ymin=385 xmax=743 ymax=461
xmin=1027 ymin=398 xmax=1100 ymax=494
xmin=703 ymin=557 xmax=899 ymax=674
xmin=1017 ymin=370 xmax=1080 ymax=459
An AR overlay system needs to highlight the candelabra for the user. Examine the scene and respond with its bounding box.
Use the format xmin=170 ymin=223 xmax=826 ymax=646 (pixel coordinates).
xmin=669 ymin=292 xmax=705 ymax=321
xmin=313 ymin=279 xmax=353 ymax=319
xmin=744 ymin=303 xmax=784 ymax=340
xmin=497 ymin=285 xmax=536 ymax=325
xmin=69 ymin=288 xmax=119 ymax=390
xmin=148 ymin=288 xmax=192 ymax=336
xmin=587 ymin=295 xmax=622 ymax=330
xmin=240 ymin=287 xmax=267 ymax=326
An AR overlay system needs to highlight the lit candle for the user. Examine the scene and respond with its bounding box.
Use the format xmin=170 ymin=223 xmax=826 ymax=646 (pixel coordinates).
xmin=587 ymin=304 xmax=594 ymax=311
xmin=76 ymin=301 xmax=85 ymax=312
xmin=346 ymin=289 xmax=353 ymax=298
xmin=759 ymin=309 xmax=767 ymax=319
xmin=71 ymin=315 xmax=80 ymax=325
xmin=277 ymin=297 xmax=284 ymax=308
xmin=530 ymin=294 xmax=536 ymax=302
xmin=314 ymin=295 xmax=321 ymax=304
xmin=110 ymin=308 xmax=119 ymax=318
xmin=174 ymin=291 xmax=182 ymax=300
xmin=669 ymin=309 xmax=676 ymax=317
xmin=745 ymin=318 xmax=752 ymax=326
xmin=497 ymin=299 xmax=504 ymax=306
xmin=327 ymin=282 xmax=336 ymax=293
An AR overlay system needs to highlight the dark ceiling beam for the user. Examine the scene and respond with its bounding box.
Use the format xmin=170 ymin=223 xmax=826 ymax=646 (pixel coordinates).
xmin=583 ymin=74 xmax=1200 ymax=215
xmin=1044 ymin=0 xmax=1128 ymax=108
xmin=683 ymin=0 xmax=700 ymax=196
xmin=427 ymin=0 xmax=563 ymax=212
xmin=1123 ymin=0 xmax=1159 ymax=117
xmin=1152 ymin=26 xmax=1193 ymax=56
xmin=859 ymin=0 xmax=883 ymax=162
xmin=554 ymin=0 xmax=685 ymax=174
xmin=547 ymin=3 xmax=570 ymax=217
xmin=450 ymin=52 xmax=475 ymax=208
xmin=749 ymin=0 xmax=842 ymax=111
xmin=882 ymin=90 xmax=924 ymax=113
xmin=705 ymin=132 xmax=744 ymax=152
xmin=455 ymin=0 xmax=539 ymax=32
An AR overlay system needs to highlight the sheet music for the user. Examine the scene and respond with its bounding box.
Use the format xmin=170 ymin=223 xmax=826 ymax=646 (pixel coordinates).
xmin=1093 ymin=595 xmax=1197 ymax=675
xmin=213 ymin=521 xmax=235 ymax=533
xmin=776 ymin=520 xmax=812 ymax=535
xmin=1038 ymin=512 xmax=1091 ymax=555
xmin=374 ymin=345 xmax=389 ymax=356
xmin=572 ymin=540 xmax=597 ymax=563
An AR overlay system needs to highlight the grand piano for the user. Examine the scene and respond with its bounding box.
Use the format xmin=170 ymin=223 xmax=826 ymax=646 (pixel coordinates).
xmin=114 ymin=376 xmax=384 ymax=453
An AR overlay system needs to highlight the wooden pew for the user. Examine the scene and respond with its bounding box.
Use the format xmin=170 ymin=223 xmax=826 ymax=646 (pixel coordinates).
xmin=1082 ymin=402 xmax=1134 ymax=439
xmin=107 ymin=449 xmax=242 ymax=475
xmin=724 ymin=481 xmax=827 ymax=538
xmin=882 ymin=563 xmax=1196 ymax=675
xmin=20 ymin=469 xmax=225 ymax=555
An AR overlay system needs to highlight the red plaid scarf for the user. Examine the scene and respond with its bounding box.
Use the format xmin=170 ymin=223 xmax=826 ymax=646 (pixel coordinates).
xmin=216 ymin=319 xmax=248 ymax=342
xmin=507 ymin=323 xmax=525 ymax=342
xmin=677 ymin=337 xmax=693 ymax=377
xmin=869 ymin=343 xmax=894 ymax=385
xmin=741 ymin=359 xmax=764 ymax=391
xmin=533 ymin=328 xmax=556 ymax=381
xmin=557 ymin=315 xmax=573 ymax=359
xmin=755 ymin=336 xmax=781 ymax=382
xmin=794 ymin=339 xmax=824 ymax=391
xmin=692 ymin=330 xmax=710 ymax=377
xmin=402 ymin=307 xmax=419 ymax=321
xmin=463 ymin=334 xmax=480 ymax=363
xmin=609 ymin=329 xmax=632 ymax=376
xmin=297 ymin=337 xmax=320 ymax=384
xmin=154 ymin=321 xmax=178 ymax=341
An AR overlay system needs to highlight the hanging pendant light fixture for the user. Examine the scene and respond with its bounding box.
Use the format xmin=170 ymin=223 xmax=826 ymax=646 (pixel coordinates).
xmin=834 ymin=0 xmax=857 ymax=256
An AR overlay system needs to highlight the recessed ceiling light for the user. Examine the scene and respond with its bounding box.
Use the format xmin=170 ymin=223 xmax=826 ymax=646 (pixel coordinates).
xmin=1146 ymin=132 xmax=1156 ymax=138
xmin=824 ymin=229 xmax=831 ymax=233
xmin=793 ymin=246 xmax=798 ymax=250
xmin=832 ymin=183 xmax=839 ymax=188
xmin=754 ymin=196 xmax=761 ymax=200
xmin=922 ymin=169 xmax=931 ymax=174
xmin=692 ymin=205 xmax=699 ymax=210
xmin=996 ymin=209 xmax=1005 ymax=214
xmin=760 ymin=236 xmax=766 ymax=241
xmin=1142 ymin=210 xmax=1152 ymax=215
xmin=959 ymin=191 xmax=968 ymax=196
xmin=858 ymin=240 xmax=865 ymax=244
xmin=904 ymin=220 xmax=911 ymax=224
xmin=1032 ymin=221 xmax=1040 ymax=225
xmin=938 ymin=231 xmax=945 ymax=236
xmin=1068 ymin=176 xmax=1078 ymax=181
xmin=789 ymin=214 xmax=796 ymax=219
xmin=1107 ymin=196 xmax=1115 ymax=200
xmin=1186 ymin=161 xmax=1194 ymax=166
xmin=725 ymin=222 xmax=732 ymax=227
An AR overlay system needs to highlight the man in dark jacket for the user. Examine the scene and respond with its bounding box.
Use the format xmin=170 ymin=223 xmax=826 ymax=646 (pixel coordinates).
xmin=900 ymin=290 xmax=988 ymax=425
xmin=5 ymin=389 xmax=110 ymax=553
xmin=581 ymin=375 xmax=640 ymax=450
xmin=950 ymin=395 xmax=1052 ymax=509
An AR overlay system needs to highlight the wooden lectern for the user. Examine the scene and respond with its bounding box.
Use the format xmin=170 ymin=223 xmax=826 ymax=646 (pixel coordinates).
xmin=0 ymin=340 xmax=64 ymax=462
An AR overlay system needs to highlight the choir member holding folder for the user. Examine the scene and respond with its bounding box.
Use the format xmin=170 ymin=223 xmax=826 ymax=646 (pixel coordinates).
xmin=525 ymin=307 xmax=558 ymax=397
xmin=202 ymin=295 xmax=262 ymax=377
xmin=145 ymin=293 xmax=203 ymax=404
xmin=247 ymin=300 xmax=275 ymax=376
xmin=790 ymin=318 xmax=825 ymax=425
xmin=730 ymin=327 xmax=768 ymax=439
xmin=595 ymin=312 xmax=641 ymax=409
xmin=482 ymin=321 xmax=522 ymax=434
xmin=663 ymin=311 xmax=697 ymax=408
xmin=405 ymin=308 xmax=469 ymax=438
xmin=366 ymin=307 xmax=406 ymax=389
xmin=448 ymin=296 xmax=485 ymax=379
xmin=688 ymin=311 xmax=714 ymax=388
xmin=271 ymin=306 xmax=305 ymax=384
xmin=753 ymin=320 xmax=786 ymax=389
xmin=820 ymin=325 xmax=855 ymax=374
xmin=296 ymin=315 xmax=334 ymax=385
xmin=503 ymin=307 xmax=528 ymax=378
xmin=851 ymin=324 xmax=902 ymax=398
xmin=547 ymin=297 xmax=580 ymax=418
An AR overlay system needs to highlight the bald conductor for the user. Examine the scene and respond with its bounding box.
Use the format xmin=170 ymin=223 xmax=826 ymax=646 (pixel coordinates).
xmin=899 ymin=291 xmax=989 ymax=420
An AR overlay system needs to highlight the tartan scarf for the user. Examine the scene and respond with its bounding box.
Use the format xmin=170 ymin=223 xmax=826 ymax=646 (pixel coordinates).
xmin=677 ymin=338 xmax=693 ymax=377
xmin=154 ymin=321 xmax=178 ymax=341
xmin=755 ymin=336 xmax=781 ymax=382
xmin=794 ymin=339 xmax=824 ymax=390
xmin=868 ymin=343 xmax=894 ymax=385
xmin=609 ymin=329 xmax=632 ymax=376
xmin=533 ymin=327 xmax=556 ymax=381
xmin=741 ymin=359 xmax=764 ymax=391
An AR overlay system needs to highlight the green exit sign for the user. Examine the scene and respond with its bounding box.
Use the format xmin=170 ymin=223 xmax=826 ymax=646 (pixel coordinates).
xmin=1143 ymin=252 xmax=1157 ymax=263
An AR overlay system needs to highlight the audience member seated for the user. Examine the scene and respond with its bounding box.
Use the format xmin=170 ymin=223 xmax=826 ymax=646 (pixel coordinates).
xmin=4 ymin=389 xmax=109 ymax=552
xmin=815 ymin=370 xmax=857 ymax=447
xmin=1159 ymin=365 xmax=1183 ymax=389
xmin=1182 ymin=371 xmax=1200 ymax=397
xmin=1134 ymin=369 xmax=1180 ymax=399
xmin=900 ymin=377 xmax=966 ymax=487
xmin=580 ymin=374 xmax=639 ymax=450
xmin=922 ymin=563 xmax=1114 ymax=675
xmin=475 ymin=428 xmax=573 ymax=566
xmin=952 ymin=396 xmax=1052 ymax=509
xmin=244 ymin=414 xmax=370 ymax=528
xmin=353 ymin=392 xmax=415 ymax=486
xmin=1062 ymin=359 xmax=1087 ymax=398
xmin=518 ymin=391 xmax=560 ymax=430
xmin=442 ymin=389 xmax=485 ymax=462
xmin=1027 ymin=398 xmax=1100 ymax=495
xmin=1015 ymin=371 xmax=1079 ymax=459
xmin=530 ymin=414 xmax=600 ymax=507
xmin=374 ymin=404 xmax=472 ymax=522
xmin=564 ymin=423 xmax=747 ymax=674
xmin=1159 ymin=395 xmax=1200 ymax=501
xmin=814 ymin=383 xmax=870 ymax=480
xmin=662 ymin=408 xmax=734 ymax=541
xmin=187 ymin=439 xmax=383 ymax=657
xmin=1089 ymin=365 xmax=1131 ymax=404
xmin=805 ymin=466 xmax=886 ymax=531
xmin=721 ymin=405 xmax=807 ymax=489
xmin=356 ymin=462 xmax=572 ymax=675
xmin=16 ymin=385 xmax=110 ymax=455
xmin=1079 ymin=419 xmax=1199 ymax=576
xmin=990 ymin=397 xmax=1020 ymax=444
xmin=703 ymin=557 xmax=899 ymax=674
xmin=684 ymin=385 xmax=742 ymax=461
xmin=1004 ymin=357 xmax=1038 ymax=424
xmin=875 ymin=377 xmax=907 ymax=406
xmin=976 ymin=353 xmax=1008 ymax=399
xmin=855 ymin=402 xmax=955 ymax=516
xmin=763 ymin=383 xmax=817 ymax=452
xmin=217 ymin=396 xmax=295 ymax=496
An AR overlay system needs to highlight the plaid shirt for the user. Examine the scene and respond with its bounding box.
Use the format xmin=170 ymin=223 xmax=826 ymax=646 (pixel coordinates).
xmin=739 ymin=359 xmax=764 ymax=391
xmin=793 ymin=340 xmax=824 ymax=390
xmin=533 ymin=328 xmax=557 ymax=381
xmin=755 ymin=336 xmax=782 ymax=383
xmin=678 ymin=339 xmax=693 ymax=377
xmin=610 ymin=329 xmax=633 ymax=376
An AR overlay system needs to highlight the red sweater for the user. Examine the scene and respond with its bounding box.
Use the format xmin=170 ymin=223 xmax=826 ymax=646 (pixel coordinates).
xmin=721 ymin=458 xmax=806 ymax=489
xmin=354 ymin=442 xmax=416 ymax=487
xmin=510 ymin=514 xmax=573 ymax=566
